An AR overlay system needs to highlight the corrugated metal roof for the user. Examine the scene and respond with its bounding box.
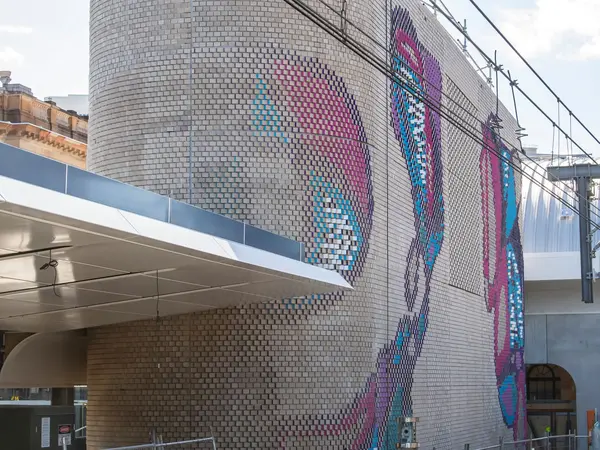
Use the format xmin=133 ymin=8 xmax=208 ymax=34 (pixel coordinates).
xmin=522 ymin=154 xmax=600 ymax=253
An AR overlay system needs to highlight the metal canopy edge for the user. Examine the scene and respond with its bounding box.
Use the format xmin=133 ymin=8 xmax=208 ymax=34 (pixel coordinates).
xmin=0 ymin=174 xmax=351 ymax=332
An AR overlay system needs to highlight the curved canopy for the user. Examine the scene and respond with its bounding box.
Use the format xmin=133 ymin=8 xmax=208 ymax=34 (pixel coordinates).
xmin=522 ymin=154 xmax=600 ymax=281
xmin=0 ymin=331 xmax=87 ymax=388
xmin=0 ymin=142 xmax=351 ymax=332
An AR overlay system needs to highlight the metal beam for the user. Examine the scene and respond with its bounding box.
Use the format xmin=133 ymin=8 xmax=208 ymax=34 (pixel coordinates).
xmin=576 ymin=176 xmax=594 ymax=303
xmin=547 ymin=164 xmax=600 ymax=181
xmin=547 ymin=165 xmax=597 ymax=303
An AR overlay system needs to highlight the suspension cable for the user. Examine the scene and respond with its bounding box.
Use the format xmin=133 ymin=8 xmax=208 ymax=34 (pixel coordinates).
xmin=282 ymin=0 xmax=600 ymax=233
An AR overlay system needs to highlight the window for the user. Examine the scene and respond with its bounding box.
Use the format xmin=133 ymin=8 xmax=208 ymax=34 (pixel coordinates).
xmin=527 ymin=365 xmax=560 ymax=401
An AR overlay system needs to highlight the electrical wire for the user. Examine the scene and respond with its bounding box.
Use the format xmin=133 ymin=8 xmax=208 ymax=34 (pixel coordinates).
xmin=152 ymin=270 xmax=161 ymax=440
xmin=188 ymin=311 xmax=193 ymax=440
xmin=307 ymin=0 xmax=600 ymax=220
xmin=403 ymin=0 xmax=600 ymax=219
xmin=155 ymin=269 xmax=161 ymax=323
xmin=385 ymin=0 xmax=390 ymax=446
xmin=425 ymin=1 xmax=598 ymax=166
xmin=422 ymin=0 xmax=493 ymax=86
xmin=39 ymin=250 xmax=60 ymax=298
xmin=281 ymin=0 xmax=600 ymax=234
xmin=188 ymin=0 xmax=194 ymax=204
xmin=465 ymin=0 xmax=600 ymax=159
xmin=421 ymin=0 xmax=600 ymax=218
xmin=327 ymin=0 xmax=600 ymax=222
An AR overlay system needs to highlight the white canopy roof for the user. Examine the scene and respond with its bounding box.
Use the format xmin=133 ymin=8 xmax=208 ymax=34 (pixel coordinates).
xmin=0 ymin=145 xmax=351 ymax=332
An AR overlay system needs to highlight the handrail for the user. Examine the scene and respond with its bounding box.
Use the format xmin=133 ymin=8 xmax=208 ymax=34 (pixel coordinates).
xmin=474 ymin=434 xmax=590 ymax=450
xmin=103 ymin=437 xmax=217 ymax=450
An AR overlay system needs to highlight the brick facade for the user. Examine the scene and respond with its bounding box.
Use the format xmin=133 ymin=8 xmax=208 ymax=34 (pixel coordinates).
xmin=87 ymin=0 xmax=525 ymax=448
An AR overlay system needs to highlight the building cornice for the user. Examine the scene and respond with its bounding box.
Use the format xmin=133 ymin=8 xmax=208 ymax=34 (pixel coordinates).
xmin=0 ymin=121 xmax=87 ymax=159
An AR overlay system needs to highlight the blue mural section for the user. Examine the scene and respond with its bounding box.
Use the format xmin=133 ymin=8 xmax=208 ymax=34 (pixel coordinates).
xmin=307 ymin=175 xmax=364 ymax=272
xmin=253 ymin=74 xmax=288 ymax=142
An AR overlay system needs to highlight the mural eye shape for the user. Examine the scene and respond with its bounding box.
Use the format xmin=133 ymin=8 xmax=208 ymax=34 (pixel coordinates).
xmin=401 ymin=42 xmax=419 ymax=65
xmin=311 ymin=186 xmax=363 ymax=274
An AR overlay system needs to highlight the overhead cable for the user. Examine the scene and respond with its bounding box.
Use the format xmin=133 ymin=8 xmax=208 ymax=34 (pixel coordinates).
xmin=466 ymin=0 xmax=600 ymax=160
xmin=425 ymin=1 xmax=598 ymax=166
xmin=295 ymin=0 xmax=600 ymax=221
xmin=281 ymin=0 xmax=600 ymax=232
xmin=310 ymin=0 xmax=598 ymax=219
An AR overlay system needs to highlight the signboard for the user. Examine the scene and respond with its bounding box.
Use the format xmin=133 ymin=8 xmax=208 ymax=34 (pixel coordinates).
xmin=41 ymin=417 xmax=51 ymax=448
xmin=589 ymin=410 xmax=597 ymax=445
xmin=58 ymin=424 xmax=72 ymax=447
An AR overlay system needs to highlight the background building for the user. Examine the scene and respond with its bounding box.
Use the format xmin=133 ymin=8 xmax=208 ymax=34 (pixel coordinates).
xmin=45 ymin=94 xmax=89 ymax=116
xmin=0 ymin=71 xmax=89 ymax=438
xmin=523 ymin=151 xmax=600 ymax=438
xmin=0 ymin=70 xmax=87 ymax=168
xmin=84 ymin=0 xmax=526 ymax=448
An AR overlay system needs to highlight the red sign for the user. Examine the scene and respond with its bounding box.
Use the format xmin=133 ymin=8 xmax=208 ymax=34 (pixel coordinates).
xmin=58 ymin=425 xmax=71 ymax=434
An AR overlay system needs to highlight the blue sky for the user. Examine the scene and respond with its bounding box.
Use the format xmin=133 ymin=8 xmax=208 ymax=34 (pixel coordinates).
xmin=435 ymin=0 xmax=600 ymax=157
xmin=1 ymin=0 xmax=599 ymax=155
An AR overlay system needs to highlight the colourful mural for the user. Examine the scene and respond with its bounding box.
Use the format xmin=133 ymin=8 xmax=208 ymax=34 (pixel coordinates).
xmin=373 ymin=6 xmax=445 ymax=446
xmin=276 ymin=8 xmax=445 ymax=449
xmin=480 ymin=114 xmax=526 ymax=439
xmin=253 ymin=54 xmax=374 ymax=289
xmin=256 ymin=9 xmax=523 ymax=448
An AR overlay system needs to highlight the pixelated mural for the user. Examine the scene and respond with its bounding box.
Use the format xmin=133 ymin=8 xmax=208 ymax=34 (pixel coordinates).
xmin=88 ymin=0 xmax=527 ymax=447
xmin=253 ymin=55 xmax=374 ymax=288
xmin=366 ymin=7 xmax=445 ymax=447
xmin=480 ymin=114 xmax=526 ymax=439
xmin=275 ymin=7 xmax=446 ymax=449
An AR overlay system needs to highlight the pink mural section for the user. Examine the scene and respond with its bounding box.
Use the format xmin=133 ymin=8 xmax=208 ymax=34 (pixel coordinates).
xmin=480 ymin=114 xmax=527 ymax=440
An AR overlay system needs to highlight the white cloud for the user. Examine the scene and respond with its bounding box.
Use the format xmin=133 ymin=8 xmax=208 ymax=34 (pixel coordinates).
xmin=0 ymin=25 xmax=33 ymax=34
xmin=499 ymin=0 xmax=600 ymax=61
xmin=0 ymin=47 xmax=25 ymax=67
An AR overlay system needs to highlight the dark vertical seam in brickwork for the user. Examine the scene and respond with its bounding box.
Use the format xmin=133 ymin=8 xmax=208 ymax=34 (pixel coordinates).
xmin=385 ymin=0 xmax=390 ymax=448
xmin=188 ymin=0 xmax=194 ymax=204
xmin=545 ymin=314 xmax=549 ymax=363
xmin=188 ymin=312 xmax=193 ymax=438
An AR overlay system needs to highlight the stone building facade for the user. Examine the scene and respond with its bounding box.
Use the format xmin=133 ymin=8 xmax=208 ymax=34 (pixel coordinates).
xmin=0 ymin=71 xmax=87 ymax=168
xmin=0 ymin=122 xmax=86 ymax=168
xmin=87 ymin=0 xmax=526 ymax=448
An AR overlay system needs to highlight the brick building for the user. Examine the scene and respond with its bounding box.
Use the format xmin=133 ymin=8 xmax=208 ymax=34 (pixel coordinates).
xmin=82 ymin=0 xmax=527 ymax=448
xmin=0 ymin=71 xmax=87 ymax=169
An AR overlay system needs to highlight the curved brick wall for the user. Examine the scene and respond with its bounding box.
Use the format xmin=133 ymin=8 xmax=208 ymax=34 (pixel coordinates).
xmin=87 ymin=0 xmax=526 ymax=448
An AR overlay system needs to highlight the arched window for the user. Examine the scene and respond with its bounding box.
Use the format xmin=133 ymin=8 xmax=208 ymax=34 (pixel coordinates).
xmin=527 ymin=364 xmax=560 ymax=400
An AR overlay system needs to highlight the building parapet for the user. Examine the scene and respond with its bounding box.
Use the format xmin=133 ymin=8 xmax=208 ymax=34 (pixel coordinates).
xmin=1 ymin=90 xmax=87 ymax=143
xmin=0 ymin=122 xmax=86 ymax=168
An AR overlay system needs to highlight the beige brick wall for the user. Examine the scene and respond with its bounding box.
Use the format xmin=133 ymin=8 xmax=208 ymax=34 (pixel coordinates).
xmin=87 ymin=0 xmax=525 ymax=448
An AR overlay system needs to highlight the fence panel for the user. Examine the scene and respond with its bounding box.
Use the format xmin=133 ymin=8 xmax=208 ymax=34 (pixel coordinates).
xmin=102 ymin=437 xmax=217 ymax=450
xmin=474 ymin=435 xmax=591 ymax=450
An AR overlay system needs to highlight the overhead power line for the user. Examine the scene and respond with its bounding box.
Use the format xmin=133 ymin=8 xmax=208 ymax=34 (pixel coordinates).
xmin=424 ymin=1 xmax=598 ymax=167
xmin=420 ymin=0 xmax=600 ymax=219
xmin=307 ymin=0 xmax=600 ymax=221
xmin=421 ymin=0 xmax=600 ymax=221
xmin=280 ymin=0 xmax=600 ymax=233
xmin=465 ymin=0 xmax=600 ymax=160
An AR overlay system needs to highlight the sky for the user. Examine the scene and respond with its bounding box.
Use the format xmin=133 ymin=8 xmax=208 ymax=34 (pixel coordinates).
xmin=1 ymin=0 xmax=600 ymax=155
xmin=0 ymin=0 xmax=89 ymax=98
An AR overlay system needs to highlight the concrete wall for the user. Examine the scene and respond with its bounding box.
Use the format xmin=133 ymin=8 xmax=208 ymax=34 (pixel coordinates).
xmin=525 ymin=282 xmax=600 ymax=436
xmin=87 ymin=0 xmax=524 ymax=448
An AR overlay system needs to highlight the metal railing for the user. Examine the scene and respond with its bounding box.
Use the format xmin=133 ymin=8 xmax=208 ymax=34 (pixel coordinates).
xmin=473 ymin=434 xmax=591 ymax=450
xmin=103 ymin=437 xmax=217 ymax=450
